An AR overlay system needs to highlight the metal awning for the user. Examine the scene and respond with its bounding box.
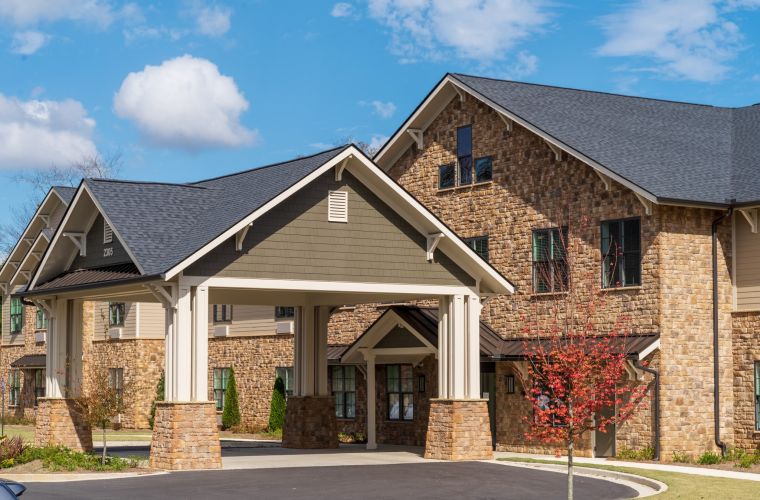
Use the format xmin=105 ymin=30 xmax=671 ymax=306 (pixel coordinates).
xmin=493 ymin=334 xmax=660 ymax=360
xmin=10 ymin=354 xmax=45 ymax=368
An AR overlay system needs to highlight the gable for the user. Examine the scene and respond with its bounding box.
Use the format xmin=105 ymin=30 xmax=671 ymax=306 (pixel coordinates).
xmin=374 ymin=326 xmax=426 ymax=349
xmin=70 ymin=214 xmax=132 ymax=270
xmin=185 ymin=170 xmax=475 ymax=287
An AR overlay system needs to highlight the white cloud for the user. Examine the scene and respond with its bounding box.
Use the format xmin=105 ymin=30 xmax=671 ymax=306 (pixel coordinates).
xmin=597 ymin=0 xmax=760 ymax=82
xmin=310 ymin=142 xmax=334 ymax=149
xmin=368 ymin=134 xmax=388 ymax=152
xmin=364 ymin=100 xmax=396 ymax=118
xmin=505 ymin=51 xmax=538 ymax=79
xmin=10 ymin=30 xmax=50 ymax=55
xmin=195 ymin=4 xmax=231 ymax=37
xmin=367 ymin=0 xmax=550 ymax=64
xmin=331 ymin=3 xmax=354 ymax=18
xmin=0 ymin=94 xmax=97 ymax=170
xmin=113 ymin=55 xmax=257 ymax=150
xmin=0 ymin=0 xmax=114 ymax=28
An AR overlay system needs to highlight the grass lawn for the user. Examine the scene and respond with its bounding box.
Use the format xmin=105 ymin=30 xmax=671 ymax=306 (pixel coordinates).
xmin=3 ymin=425 xmax=152 ymax=444
xmin=499 ymin=457 xmax=760 ymax=499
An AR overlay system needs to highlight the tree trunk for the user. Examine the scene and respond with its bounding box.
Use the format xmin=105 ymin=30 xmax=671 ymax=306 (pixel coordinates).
xmin=102 ymin=424 xmax=107 ymax=465
xmin=567 ymin=438 xmax=574 ymax=500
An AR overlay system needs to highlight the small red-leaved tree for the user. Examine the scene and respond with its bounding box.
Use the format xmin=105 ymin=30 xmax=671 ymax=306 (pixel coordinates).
xmin=521 ymin=217 xmax=648 ymax=500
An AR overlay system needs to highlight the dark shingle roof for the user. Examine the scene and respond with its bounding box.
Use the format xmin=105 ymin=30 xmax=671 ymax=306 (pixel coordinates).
xmin=10 ymin=354 xmax=46 ymax=368
xmin=451 ymin=73 xmax=760 ymax=206
xmin=84 ymin=146 xmax=347 ymax=276
xmin=51 ymin=186 xmax=77 ymax=205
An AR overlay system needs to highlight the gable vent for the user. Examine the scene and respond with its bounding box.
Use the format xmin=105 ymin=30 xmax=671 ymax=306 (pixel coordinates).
xmin=103 ymin=220 xmax=113 ymax=244
xmin=328 ymin=190 xmax=348 ymax=223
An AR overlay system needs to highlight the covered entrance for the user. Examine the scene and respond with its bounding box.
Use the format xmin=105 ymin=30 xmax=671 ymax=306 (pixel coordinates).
xmin=20 ymin=145 xmax=514 ymax=470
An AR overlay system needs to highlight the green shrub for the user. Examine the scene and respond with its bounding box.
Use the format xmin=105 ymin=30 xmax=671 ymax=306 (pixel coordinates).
xmin=737 ymin=454 xmax=758 ymax=468
xmin=148 ymin=370 xmax=165 ymax=429
xmin=17 ymin=446 xmax=137 ymax=472
xmin=222 ymin=368 xmax=241 ymax=430
xmin=697 ymin=451 xmax=722 ymax=465
xmin=671 ymin=450 xmax=692 ymax=463
xmin=268 ymin=376 xmax=287 ymax=432
xmin=616 ymin=445 xmax=655 ymax=461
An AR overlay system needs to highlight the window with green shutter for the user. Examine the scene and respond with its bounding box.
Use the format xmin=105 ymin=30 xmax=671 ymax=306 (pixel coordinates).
xmin=109 ymin=302 xmax=125 ymax=327
xmin=601 ymin=218 xmax=641 ymax=288
xmin=213 ymin=367 xmax=231 ymax=411
xmin=8 ymin=370 xmax=20 ymax=407
xmin=532 ymin=227 xmax=568 ymax=293
xmin=10 ymin=298 xmax=23 ymax=334
xmin=464 ymin=236 xmax=489 ymax=262
xmin=35 ymin=308 xmax=48 ymax=330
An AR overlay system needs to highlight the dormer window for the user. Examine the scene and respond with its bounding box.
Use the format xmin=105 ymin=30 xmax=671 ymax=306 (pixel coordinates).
xmin=103 ymin=220 xmax=113 ymax=244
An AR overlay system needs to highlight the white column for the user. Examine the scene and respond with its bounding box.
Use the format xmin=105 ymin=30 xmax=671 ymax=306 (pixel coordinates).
xmin=294 ymin=305 xmax=316 ymax=396
xmin=450 ymin=294 xmax=466 ymax=399
xmin=465 ymin=295 xmax=482 ymax=399
xmin=191 ymin=286 xmax=209 ymax=401
xmin=315 ymin=306 xmax=331 ymax=397
xmin=175 ymin=284 xmax=192 ymax=401
xmin=366 ymin=352 xmax=377 ymax=450
xmin=67 ymin=300 xmax=84 ymax=398
xmin=45 ymin=299 xmax=65 ymax=398
xmin=164 ymin=304 xmax=176 ymax=401
xmin=437 ymin=296 xmax=450 ymax=399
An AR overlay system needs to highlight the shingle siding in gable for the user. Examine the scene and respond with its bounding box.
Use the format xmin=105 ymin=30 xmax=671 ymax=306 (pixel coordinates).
xmin=70 ymin=214 xmax=132 ymax=270
xmin=185 ymin=171 xmax=475 ymax=287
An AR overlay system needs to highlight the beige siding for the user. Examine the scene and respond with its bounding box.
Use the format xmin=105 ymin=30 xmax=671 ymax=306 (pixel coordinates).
xmin=185 ymin=171 xmax=474 ymax=286
xmin=735 ymin=214 xmax=760 ymax=310
xmin=209 ymin=305 xmax=281 ymax=337
xmin=92 ymin=302 xmax=138 ymax=340
xmin=138 ymin=302 xmax=166 ymax=339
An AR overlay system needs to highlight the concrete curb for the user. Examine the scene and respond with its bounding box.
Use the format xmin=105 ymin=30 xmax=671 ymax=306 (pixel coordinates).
xmin=489 ymin=460 xmax=667 ymax=498
xmin=4 ymin=470 xmax=168 ymax=483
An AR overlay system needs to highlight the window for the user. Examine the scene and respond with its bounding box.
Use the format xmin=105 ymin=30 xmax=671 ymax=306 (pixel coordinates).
xmin=534 ymin=384 xmax=567 ymax=427
xmin=10 ymin=298 xmax=22 ymax=334
xmin=438 ymin=164 xmax=455 ymax=189
xmin=275 ymin=367 xmax=294 ymax=397
xmin=103 ymin=219 xmax=113 ymax=244
xmin=464 ymin=236 xmax=489 ymax=262
xmin=109 ymin=368 xmax=124 ymax=403
xmin=601 ymin=218 xmax=641 ymax=288
xmin=8 ymin=370 xmax=20 ymax=407
xmin=35 ymin=308 xmax=48 ymax=330
xmin=475 ymin=156 xmax=493 ymax=183
xmin=755 ymin=361 xmax=760 ymax=431
xmin=457 ymin=125 xmax=473 ymax=185
xmin=332 ymin=366 xmax=356 ymax=419
xmin=418 ymin=374 xmax=426 ymax=393
xmin=213 ymin=368 xmax=231 ymax=411
xmin=109 ymin=302 xmax=125 ymax=327
xmin=213 ymin=304 xmax=233 ymax=323
xmin=532 ymin=227 xmax=569 ymax=293
xmin=275 ymin=306 xmax=295 ymax=320
xmin=33 ymin=369 xmax=45 ymax=406
xmin=387 ymin=364 xmax=414 ymax=421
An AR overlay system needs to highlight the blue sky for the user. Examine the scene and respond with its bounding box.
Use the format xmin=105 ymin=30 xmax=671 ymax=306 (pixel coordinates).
xmin=2 ymin=0 xmax=760 ymax=229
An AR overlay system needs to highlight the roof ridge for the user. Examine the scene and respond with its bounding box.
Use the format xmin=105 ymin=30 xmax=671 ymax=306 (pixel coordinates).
xmin=87 ymin=178 xmax=208 ymax=190
xmin=451 ymin=72 xmax=740 ymax=109
xmin=192 ymin=145 xmax=349 ymax=185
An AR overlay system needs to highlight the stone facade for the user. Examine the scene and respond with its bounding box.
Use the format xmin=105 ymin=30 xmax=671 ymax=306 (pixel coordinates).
xmin=282 ymin=396 xmax=338 ymax=449
xmin=34 ymin=398 xmax=92 ymax=452
xmin=732 ymin=312 xmax=760 ymax=451
xmin=424 ymin=399 xmax=493 ymax=460
xmin=149 ymin=401 xmax=221 ymax=470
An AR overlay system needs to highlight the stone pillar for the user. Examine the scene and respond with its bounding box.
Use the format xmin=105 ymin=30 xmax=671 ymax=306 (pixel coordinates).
xmin=424 ymin=295 xmax=493 ymax=460
xmin=283 ymin=304 xmax=338 ymax=448
xmin=149 ymin=283 xmax=221 ymax=470
xmin=34 ymin=398 xmax=93 ymax=452
xmin=149 ymin=402 xmax=221 ymax=470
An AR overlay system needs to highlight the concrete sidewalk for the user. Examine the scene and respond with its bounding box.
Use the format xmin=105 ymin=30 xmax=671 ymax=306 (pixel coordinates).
xmin=496 ymin=451 xmax=760 ymax=482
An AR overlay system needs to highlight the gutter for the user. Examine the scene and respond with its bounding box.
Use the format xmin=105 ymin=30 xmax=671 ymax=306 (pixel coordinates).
xmin=711 ymin=207 xmax=732 ymax=457
xmin=633 ymin=359 xmax=660 ymax=460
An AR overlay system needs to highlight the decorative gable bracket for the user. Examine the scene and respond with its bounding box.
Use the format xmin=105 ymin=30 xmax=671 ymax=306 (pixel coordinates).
xmin=0 ymin=283 xmax=7 ymax=295
xmin=63 ymin=232 xmax=86 ymax=256
xmin=545 ymin=140 xmax=563 ymax=161
xmin=406 ymin=128 xmax=423 ymax=149
xmin=39 ymin=214 xmax=50 ymax=228
xmin=426 ymin=232 xmax=444 ymax=262
xmin=335 ymin=155 xmax=353 ymax=182
xmin=595 ymin=170 xmax=612 ymax=191
xmin=33 ymin=299 xmax=55 ymax=317
xmin=634 ymin=193 xmax=654 ymax=216
xmin=235 ymin=223 xmax=252 ymax=251
xmin=624 ymin=360 xmax=645 ymax=381
xmin=498 ymin=113 xmax=513 ymax=132
xmin=739 ymin=208 xmax=759 ymax=233
xmin=145 ymin=283 xmax=178 ymax=310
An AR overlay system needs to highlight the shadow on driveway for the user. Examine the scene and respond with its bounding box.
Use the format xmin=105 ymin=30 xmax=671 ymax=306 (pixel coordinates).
xmin=24 ymin=462 xmax=635 ymax=500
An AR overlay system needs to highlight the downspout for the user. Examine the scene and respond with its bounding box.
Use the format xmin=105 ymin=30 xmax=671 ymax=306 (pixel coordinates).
xmin=633 ymin=359 xmax=659 ymax=460
xmin=711 ymin=207 xmax=732 ymax=457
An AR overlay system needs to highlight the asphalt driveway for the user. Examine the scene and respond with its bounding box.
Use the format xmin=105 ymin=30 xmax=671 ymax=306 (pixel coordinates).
xmin=23 ymin=462 xmax=636 ymax=499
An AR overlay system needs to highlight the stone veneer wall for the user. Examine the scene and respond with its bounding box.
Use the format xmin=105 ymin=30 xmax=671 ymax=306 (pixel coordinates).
xmin=424 ymin=399 xmax=493 ymax=460
xmin=150 ymin=401 xmax=221 ymax=470
xmin=34 ymin=398 xmax=93 ymax=452
xmin=616 ymin=351 xmax=659 ymax=453
xmin=207 ymin=334 xmax=293 ymax=430
xmin=282 ymin=396 xmax=338 ymax=449
xmin=732 ymin=312 xmax=760 ymax=451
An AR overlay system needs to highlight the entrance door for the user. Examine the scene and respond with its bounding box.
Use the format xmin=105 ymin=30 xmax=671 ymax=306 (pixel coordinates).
xmin=594 ymin=406 xmax=616 ymax=457
xmin=480 ymin=367 xmax=496 ymax=447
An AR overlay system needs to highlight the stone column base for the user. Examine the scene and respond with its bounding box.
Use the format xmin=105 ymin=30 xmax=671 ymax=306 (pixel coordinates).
xmin=34 ymin=398 xmax=93 ymax=452
xmin=424 ymin=399 xmax=493 ymax=461
xmin=149 ymin=401 xmax=221 ymax=470
xmin=282 ymin=396 xmax=339 ymax=449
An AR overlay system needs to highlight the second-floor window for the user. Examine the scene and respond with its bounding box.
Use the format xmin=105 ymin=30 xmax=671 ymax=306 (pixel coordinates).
xmin=10 ymin=298 xmax=23 ymax=334
xmin=457 ymin=125 xmax=473 ymax=184
xmin=601 ymin=218 xmax=641 ymax=288
xmin=275 ymin=306 xmax=295 ymax=320
xmin=213 ymin=304 xmax=233 ymax=323
xmin=464 ymin=236 xmax=489 ymax=262
xmin=35 ymin=308 xmax=48 ymax=330
xmin=532 ymin=227 xmax=568 ymax=293
xmin=109 ymin=302 xmax=125 ymax=327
